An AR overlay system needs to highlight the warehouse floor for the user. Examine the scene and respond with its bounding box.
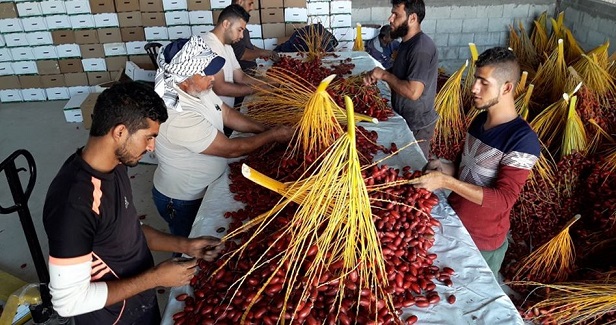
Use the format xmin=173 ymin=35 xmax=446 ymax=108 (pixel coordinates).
xmin=0 ymin=100 xmax=171 ymax=316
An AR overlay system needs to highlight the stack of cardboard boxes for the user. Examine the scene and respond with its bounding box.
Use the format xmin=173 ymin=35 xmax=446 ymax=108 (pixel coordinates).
xmin=0 ymin=0 xmax=354 ymax=107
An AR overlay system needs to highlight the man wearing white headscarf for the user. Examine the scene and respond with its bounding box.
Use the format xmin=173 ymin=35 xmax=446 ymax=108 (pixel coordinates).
xmin=152 ymin=36 xmax=293 ymax=239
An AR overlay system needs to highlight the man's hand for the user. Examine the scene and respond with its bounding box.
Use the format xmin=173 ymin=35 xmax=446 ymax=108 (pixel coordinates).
xmin=409 ymin=171 xmax=449 ymax=192
xmin=150 ymin=258 xmax=198 ymax=288
xmin=270 ymin=125 xmax=294 ymax=142
xmin=269 ymin=51 xmax=280 ymax=62
xmin=363 ymin=67 xmax=386 ymax=85
xmin=182 ymin=236 xmax=224 ymax=261
xmin=423 ymin=159 xmax=456 ymax=176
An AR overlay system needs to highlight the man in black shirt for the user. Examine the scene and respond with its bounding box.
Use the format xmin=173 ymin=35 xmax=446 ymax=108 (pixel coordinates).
xmin=43 ymin=82 xmax=223 ymax=324
xmin=364 ymin=0 xmax=438 ymax=160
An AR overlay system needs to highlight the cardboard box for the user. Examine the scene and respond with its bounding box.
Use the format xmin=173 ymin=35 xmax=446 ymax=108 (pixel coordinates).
xmin=22 ymin=17 xmax=48 ymax=32
xmin=52 ymin=30 xmax=76 ymax=45
xmin=188 ymin=10 xmax=213 ymax=25
xmin=0 ymin=89 xmax=23 ymax=102
xmin=80 ymin=44 xmax=104 ymax=58
xmin=164 ymin=11 xmax=189 ymax=26
xmin=4 ymin=33 xmax=29 ymax=47
xmin=125 ymin=60 xmax=156 ymax=82
xmin=115 ymin=0 xmax=139 ymax=12
xmin=261 ymin=8 xmax=284 ymax=23
xmin=284 ymin=0 xmax=306 ymax=8
xmin=82 ymin=58 xmax=107 ymax=71
xmin=40 ymin=1 xmax=67 ymax=15
xmin=120 ymin=27 xmax=144 ymax=41
xmin=0 ymin=62 xmax=14 ymax=76
xmin=330 ymin=0 xmax=351 ymax=14
xmin=16 ymin=2 xmax=42 ymax=17
xmin=129 ymin=54 xmax=152 ymax=67
xmin=80 ymin=92 xmax=101 ymax=128
xmin=10 ymin=47 xmax=34 ymax=61
xmin=262 ymin=37 xmax=278 ymax=50
xmin=167 ymin=25 xmax=191 ymax=39
xmin=36 ymin=60 xmax=61 ymax=74
xmin=144 ymin=26 xmax=168 ymax=40
xmin=19 ymin=75 xmax=42 ymax=88
xmin=41 ymin=74 xmax=66 ymax=87
xmin=251 ymin=38 xmax=264 ymax=48
xmin=94 ymin=13 xmax=119 ymax=27
xmin=209 ymin=0 xmax=230 ymax=9
xmin=65 ymin=0 xmax=91 ymax=14
xmin=105 ymin=56 xmax=127 ymax=71
xmin=187 ymin=0 xmax=209 ymax=11
xmin=260 ymin=0 xmax=282 ymax=8
xmin=26 ymin=31 xmax=53 ymax=46
xmin=284 ymin=7 xmax=307 ymax=22
xmin=33 ymin=45 xmax=59 ymax=60
xmin=191 ymin=25 xmax=213 ymax=37
xmin=0 ymin=48 xmax=12 ymax=62
xmin=46 ymin=87 xmax=70 ymax=100
xmin=140 ymin=0 xmax=163 ymax=12
xmin=118 ymin=11 xmax=142 ymax=27
xmin=57 ymin=44 xmax=82 ymax=58
xmin=12 ymin=61 xmax=38 ymax=75
xmin=307 ymin=2 xmax=328 ymax=15
xmin=246 ymin=24 xmax=261 ymax=38
xmin=75 ymin=29 xmax=99 ymax=44
xmin=64 ymin=93 xmax=88 ymax=122
xmin=125 ymin=41 xmax=148 ymax=55
xmin=0 ymin=18 xmax=23 ymax=33
xmin=332 ymin=27 xmax=353 ymax=41
xmin=248 ymin=9 xmax=259 ymax=24
xmin=103 ymin=42 xmax=127 ymax=56
xmin=0 ymin=2 xmax=18 ymax=19
xmin=89 ymin=0 xmax=115 ymax=13
xmin=21 ymin=88 xmax=47 ymax=101
xmin=87 ymin=71 xmax=111 ymax=85
xmin=330 ymin=14 xmax=351 ymax=28
xmin=162 ymin=0 xmax=187 ymax=11
xmin=70 ymin=14 xmax=96 ymax=29
xmin=98 ymin=27 xmax=122 ymax=43
xmin=45 ymin=15 xmax=72 ymax=30
xmin=68 ymin=85 xmax=91 ymax=97
xmin=59 ymin=58 xmax=84 ymax=73
xmin=285 ymin=22 xmax=306 ymax=36
xmin=0 ymin=34 xmax=4 ymax=47
xmin=64 ymin=72 xmax=89 ymax=86
xmin=212 ymin=9 xmax=222 ymax=24
xmin=141 ymin=12 xmax=165 ymax=27
xmin=261 ymin=23 xmax=285 ymax=38
xmin=0 ymin=76 xmax=20 ymax=89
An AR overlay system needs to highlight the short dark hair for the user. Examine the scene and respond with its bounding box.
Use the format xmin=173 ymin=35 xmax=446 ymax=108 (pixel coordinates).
xmin=90 ymin=82 xmax=168 ymax=137
xmin=476 ymin=47 xmax=521 ymax=87
xmin=391 ymin=0 xmax=426 ymax=23
xmin=218 ymin=4 xmax=250 ymax=25
xmin=379 ymin=25 xmax=391 ymax=38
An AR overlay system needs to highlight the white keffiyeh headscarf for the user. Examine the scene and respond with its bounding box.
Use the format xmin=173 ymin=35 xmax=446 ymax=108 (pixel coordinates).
xmin=154 ymin=36 xmax=225 ymax=112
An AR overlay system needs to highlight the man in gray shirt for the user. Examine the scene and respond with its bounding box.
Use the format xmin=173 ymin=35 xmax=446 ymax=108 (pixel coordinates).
xmin=364 ymin=0 xmax=438 ymax=159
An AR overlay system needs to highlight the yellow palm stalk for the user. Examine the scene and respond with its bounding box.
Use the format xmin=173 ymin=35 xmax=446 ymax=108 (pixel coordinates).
xmin=587 ymin=40 xmax=611 ymax=69
xmin=298 ymin=22 xmax=334 ymax=61
xmin=352 ymin=23 xmax=364 ymax=51
xmin=531 ymin=38 xmax=568 ymax=103
xmin=434 ymin=60 xmax=468 ymax=154
xmin=546 ymin=12 xmax=565 ymax=51
xmin=586 ymin=118 xmax=614 ymax=155
xmin=528 ymin=142 xmax=558 ymax=192
xmin=514 ymin=214 xmax=580 ymax=283
xmin=561 ymin=95 xmax=587 ymax=156
xmin=462 ymin=43 xmax=479 ymax=108
xmin=572 ymin=53 xmax=616 ymax=105
xmin=515 ymin=71 xmax=529 ymax=98
xmin=531 ymin=11 xmax=550 ymax=57
xmin=512 ymin=22 xmax=539 ymax=73
xmin=515 ymin=83 xmax=534 ymax=120
xmin=563 ymin=27 xmax=584 ymax=64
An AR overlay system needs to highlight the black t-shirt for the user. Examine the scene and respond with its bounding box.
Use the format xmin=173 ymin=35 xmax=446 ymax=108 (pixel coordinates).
xmin=232 ymin=29 xmax=257 ymax=73
xmin=43 ymin=149 xmax=158 ymax=324
xmin=390 ymin=31 xmax=439 ymax=130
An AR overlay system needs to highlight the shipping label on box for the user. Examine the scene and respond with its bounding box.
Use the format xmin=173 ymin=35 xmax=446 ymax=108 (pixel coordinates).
xmin=0 ymin=2 xmax=18 ymax=19
xmin=65 ymin=0 xmax=91 ymax=14
xmin=46 ymin=87 xmax=70 ymax=100
xmin=19 ymin=75 xmax=41 ymax=88
xmin=41 ymin=74 xmax=66 ymax=87
xmin=86 ymin=71 xmax=111 ymax=85
xmin=105 ymin=55 xmax=127 ymax=71
xmin=11 ymin=61 xmax=38 ymax=75
xmin=45 ymin=15 xmax=72 ymax=30
xmin=140 ymin=0 xmax=163 ymax=12
xmin=16 ymin=2 xmax=42 ymax=17
xmin=94 ymin=13 xmax=119 ymax=27
xmin=52 ymin=30 xmax=75 ymax=44
xmin=0 ymin=48 xmax=12 ymax=62
xmin=187 ymin=0 xmax=209 ymax=11
xmin=103 ymin=42 xmax=127 ymax=56
xmin=1 ymin=76 xmax=21 ymax=89
xmin=5 ymin=33 xmax=29 ymax=47
xmin=118 ymin=11 xmax=142 ymax=27
xmin=56 ymin=44 xmax=82 ymax=58
xmin=144 ymin=26 xmax=168 ymax=40
xmin=330 ymin=0 xmax=351 ymax=14
xmin=10 ymin=47 xmax=34 ymax=61
xmin=188 ymin=10 xmax=212 ymax=25
xmin=68 ymin=85 xmax=91 ymax=97
xmin=125 ymin=40 xmax=147 ymax=54
xmin=167 ymin=25 xmax=191 ymax=39
xmin=162 ymin=0 xmax=187 ymax=11
xmin=70 ymin=14 xmax=96 ymax=29
xmin=164 ymin=11 xmax=189 ymax=26
xmin=190 ymin=25 xmax=212 ymax=37
xmin=98 ymin=27 xmax=122 ymax=43
xmin=75 ymin=29 xmax=100 ymax=44
xmin=41 ymin=1 xmax=66 ymax=15
xmin=0 ymin=62 xmax=15 ymax=76
xmin=26 ymin=31 xmax=53 ymax=46
xmin=260 ymin=0 xmax=282 ymax=8
xmin=89 ymin=0 xmax=115 ymax=14
xmin=261 ymin=8 xmax=283 ymax=23
xmin=330 ymin=14 xmax=351 ymax=28
xmin=79 ymin=44 xmax=104 ymax=58
xmin=82 ymin=57 xmax=107 ymax=71
xmin=125 ymin=60 xmax=156 ymax=82
xmin=21 ymin=88 xmax=47 ymax=101
xmin=209 ymin=0 xmax=229 ymax=9
xmin=284 ymin=7 xmax=307 ymax=22
xmin=65 ymin=72 xmax=89 ymax=86
xmin=0 ymin=18 xmax=24 ymax=33
xmin=115 ymin=0 xmax=140 ymax=12
xmin=141 ymin=12 xmax=165 ymax=27
xmin=246 ymin=24 xmax=261 ymax=38
xmin=59 ymin=58 xmax=83 ymax=73
xmin=0 ymin=89 xmax=23 ymax=102
xmin=36 ymin=59 xmax=61 ymax=74
xmin=33 ymin=45 xmax=59 ymax=60
xmin=261 ymin=23 xmax=285 ymax=38
xmin=22 ymin=16 xmax=48 ymax=32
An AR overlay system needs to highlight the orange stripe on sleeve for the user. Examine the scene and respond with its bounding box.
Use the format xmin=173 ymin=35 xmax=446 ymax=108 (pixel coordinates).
xmin=49 ymin=253 xmax=92 ymax=266
xmin=91 ymin=177 xmax=102 ymax=215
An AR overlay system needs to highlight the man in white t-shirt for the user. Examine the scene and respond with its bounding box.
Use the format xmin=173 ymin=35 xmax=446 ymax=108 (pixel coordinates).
xmin=201 ymin=4 xmax=259 ymax=110
xmin=152 ymin=36 xmax=293 ymax=240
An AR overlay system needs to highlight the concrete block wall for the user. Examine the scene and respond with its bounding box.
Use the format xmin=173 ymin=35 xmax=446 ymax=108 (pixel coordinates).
xmin=351 ymin=0 xmax=555 ymax=73
xmin=561 ymin=0 xmax=616 ymax=55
